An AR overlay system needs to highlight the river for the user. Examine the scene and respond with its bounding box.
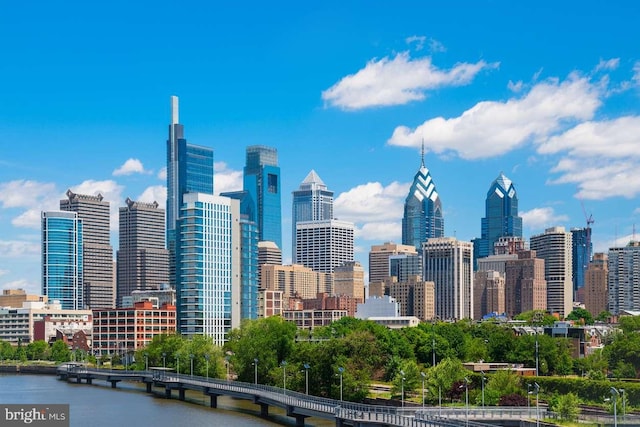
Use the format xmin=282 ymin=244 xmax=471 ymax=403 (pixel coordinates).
xmin=0 ymin=374 xmax=334 ymax=426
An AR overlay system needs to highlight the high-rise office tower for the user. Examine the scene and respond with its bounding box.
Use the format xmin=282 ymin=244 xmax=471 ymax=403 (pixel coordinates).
xmin=473 ymin=173 xmax=523 ymax=263
xmin=584 ymin=253 xmax=608 ymax=317
xmin=608 ymin=242 xmax=640 ymax=315
xmin=571 ymin=227 xmax=592 ymax=298
xmin=243 ymin=145 xmax=282 ymax=249
xmin=473 ymin=270 xmax=505 ymax=319
xmin=42 ymin=211 xmax=83 ymax=310
xmin=166 ymin=96 xmax=214 ymax=289
xmin=295 ymin=220 xmax=354 ymax=274
xmin=368 ymin=242 xmax=417 ymax=286
xmin=334 ymin=261 xmax=365 ymax=302
xmin=504 ymin=250 xmax=547 ymax=318
xmin=221 ymin=190 xmax=259 ymax=320
xmin=261 ymin=264 xmax=331 ymax=299
xmin=530 ymin=227 xmax=573 ymax=317
xmin=389 ymin=254 xmax=423 ymax=283
xmin=402 ymin=150 xmax=444 ymax=251
xmin=116 ymin=198 xmax=169 ymax=308
xmin=422 ymin=237 xmax=473 ymax=320
xmin=387 ymin=275 xmax=435 ymax=320
xmin=177 ymin=193 xmax=240 ymax=345
xmin=60 ymin=190 xmax=114 ymax=308
xmin=292 ymin=170 xmax=333 ymax=263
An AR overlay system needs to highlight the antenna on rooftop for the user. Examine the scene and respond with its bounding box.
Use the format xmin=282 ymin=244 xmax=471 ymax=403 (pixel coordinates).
xmin=421 ymin=138 xmax=425 ymax=168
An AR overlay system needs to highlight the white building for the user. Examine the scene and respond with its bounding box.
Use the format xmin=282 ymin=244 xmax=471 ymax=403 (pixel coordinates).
xmin=295 ymin=219 xmax=354 ymax=273
xmin=355 ymin=295 xmax=401 ymax=318
xmin=608 ymin=241 xmax=640 ymax=315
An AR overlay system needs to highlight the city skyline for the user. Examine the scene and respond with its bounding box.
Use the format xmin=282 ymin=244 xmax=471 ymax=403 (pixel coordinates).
xmin=2 ymin=2 xmax=640 ymax=295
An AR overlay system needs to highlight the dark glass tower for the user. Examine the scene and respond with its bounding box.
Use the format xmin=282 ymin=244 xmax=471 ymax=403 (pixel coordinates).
xmin=571 ymin=227 xmax=592 ymax=293
xmin=473 ymin=173 xmax=523 ymax=262
xmin=243 ymin=145 xmax=282 ymax=249
xmin=166 ymin=96 xmax=214 ymax=289
xmin=292 ymin=170 xmax=333 ymax=263
xmin=401 ymin=153 xmax=444 ymax=251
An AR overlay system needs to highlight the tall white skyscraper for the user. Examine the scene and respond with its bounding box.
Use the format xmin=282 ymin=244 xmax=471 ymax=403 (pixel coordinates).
xmin=177 ymin=193 xmax=240 ymax=345
xmin=608 ymin=241 xmax=640 ymax=315
xmin=295 ymin=219 xmax=354 ymax=274
xmin=530 ymin=226 xmax=573 ymax=317
xmin=422 ymin=237 xmax=473 ymax=320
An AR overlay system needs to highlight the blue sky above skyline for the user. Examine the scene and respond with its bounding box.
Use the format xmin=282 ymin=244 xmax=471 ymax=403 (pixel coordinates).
xmin=1 ymin=1 xmax=640 ymax=294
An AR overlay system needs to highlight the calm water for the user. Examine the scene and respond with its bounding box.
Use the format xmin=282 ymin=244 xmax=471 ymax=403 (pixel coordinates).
xmin=0 ymin=374 xmax=334 ymax=427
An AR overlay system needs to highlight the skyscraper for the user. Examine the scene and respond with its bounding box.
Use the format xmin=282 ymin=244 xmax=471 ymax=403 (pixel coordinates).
xmin=221 ymin=190 xmax=259 ymax=320
xmin=42 ymin=211 xmax=83 ymax=310
xmin=166 ymin=96 xmax=214 ymax=289
xmin=368 ymin=242 xmax=418 ymax=286
xmin=243 ymin=145 xmax=282 ymax=249
xmin=422 ymin=237 xmax=473 ymax=320
xmin=584 ymin=253 xmax=608 ymax=317
xmin=334 ymin=261 xmax=365 ymax=302
xmin=608 ymin=242 xmax=640 ymax=315
xmin=571 ymin=227 xmax=592 ymax=298
xmin=295 ymin=219 xmax=354 ymax=274
xmin=292 ymin=170 xmax=333 ymax=263
xmin=530 ymin=227 xmax=573 ymax=317
xmin=176 ymin=193 xmax=240 ymax=345
xmin=504 ymin=250 xmax=547 ymax=318
xmin=473 ymin=173 xmax=523 ymax=262
xmin=60 ymin=190 xmax=114 ymax=308
xmin=402 ymin=152 xmax=444 ymax=251
xmin=116 ymin=198 xmax=169 ymax=308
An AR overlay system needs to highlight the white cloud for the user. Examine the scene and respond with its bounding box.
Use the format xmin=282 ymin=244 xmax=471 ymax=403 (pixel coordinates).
xmin=428 ymin=38 xmax=446 ymax=53
xmin=322 ymin=52 xmax=498 ymax=110
xmin=113 ymin=158 xmax=148 ymax=176
xmin=0 ymin=180 xmax=60 ymax=229
xmin=405 ymin=35 xmax=426 ymax=51
xmin=520 ymin=207 xmax=569 ymax=231
xmin=157 ymin=167 xmax=167 ymax=181
xmin=213 ymin=162 xmax=243 ymax=195
xmin=388 ymin=74 xmax=602 ymax=159
xmin=0 ymin=279 xmax=39 ymax=295
xmin=0 ymin=240 xmax=40 ymax=258
xmin=633 ymin=61 xmax=640 ymax=86
xmin=507 ymin=80 xmax=523 ymax=92
xmin=634 ymin=207 xmax=640 ymax=215
xmin=0 ymin=269 xmax=8 ymax=277
xmin=355 ymin=222 xmax=401 ymax=242
xmin=594 ymin=58 xmax=620 ymax=73
xmin=137 ymin=185 xmax=167 ymax=207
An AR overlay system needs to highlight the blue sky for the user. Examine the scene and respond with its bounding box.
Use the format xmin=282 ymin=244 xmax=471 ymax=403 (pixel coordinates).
xmin=1 ymin=1 xmax=640 ymax=294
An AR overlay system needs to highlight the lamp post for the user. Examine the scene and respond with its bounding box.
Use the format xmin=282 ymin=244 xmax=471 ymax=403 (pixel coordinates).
xmin=400 ymin=370 xmax=405 ymax=408
xmin=144 ymin=352 xmax=148 ymax=371
xmin=535 ymin=331 xmax=539 ymax=377
xmin=421 ymin=372 xmax=426 ymax=408
xmin=338 ymin=367 xmax=344 ymax=401
xmin=224 ymin=355 xmax=229 ymax=382
xmin=611 ymin=387 xmax=619 ymax=427
xmin=162 ymin=352 xmax=166 ymax=370
xmin=481 ymin=371 xmax=486 ymax=408
xmin=190 ymin=354 xmax=194 ymax=377
xmin=205 ymin=354 xmax=210 ymax=379
xmin=527 ymin=384 xmax=532 ymax=418
xmin=304 ymin=363 xmax=310 ymax=395
xmin=281 ymin=360 xmax=287 ymax=394
xmin=464 ymin=377 xmax=469 ymax=427
xmin=176 ymin=355 xmax=180 ymax=375
xmin=534 ymin=382 xmax=540 ymax=427
xmin=620 ymin=388 xmax=625 ymax=420
xmin=253 ymin=358 xmax=258 ymax=385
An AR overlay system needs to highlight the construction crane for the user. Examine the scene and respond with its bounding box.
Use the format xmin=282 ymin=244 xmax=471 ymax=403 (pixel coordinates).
xmin=581 ymin=200 xmax=594 ymax=261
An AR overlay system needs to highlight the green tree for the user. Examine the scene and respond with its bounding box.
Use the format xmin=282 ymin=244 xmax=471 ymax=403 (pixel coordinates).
xmin=552 ymin=392 xmax=580 ymax=421
xmin=484 ymin=370 xmax=522 ymax=406
xmin=619 ymin=316 xmax=640 ymax=334
xmin=391 ymin=359 xmax=421 ymax=398
xmin=26 ymin=340 xmax=50 ymax=361
xmin=595 ymin=311 xmax=612 ymax=322
xmin=514 ymin=310 xmax=557 ymax=326
xmin=50 ymin=340 xmax=70 ymax=363
xmin=0 ymin=340 xmax=15 ymax=361
xmin=566 ymin=308 xmax=594 ymax=325
xmin=426 ymin=357 xmax=465 ymax=404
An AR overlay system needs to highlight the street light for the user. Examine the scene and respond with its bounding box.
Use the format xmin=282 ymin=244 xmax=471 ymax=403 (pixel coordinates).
xmin=611 ymin=387 xmax=619 ymax=427
xmin=527 ymin=384 xmax=532 ymax=417
xmin=464 ymin=377 xmax=469 ymax=427
xmin=162 ymin=352 xmax=166 ymax=370
xmin=535 ymin=330 xmax=539 ymax=377
xmin=190 ymin=354 xmax=194 ymax=377
xmin=224 ymin=355 xmax=229 ymax=382
xmin=481 ymin=371 xmax=486 ymax=408
xmin=281 ymin=360 xmax=287 ymax=394
xmin=304 ymin=363 xmax=311 ymax=395
xmin=144 ymin=352 xmax=148 ymax=371
xmin=176 ymin=355 xmax=180 ymax=375
xmin=534 ymin=382 xmax=540 ymax=427
xmin=205 ymin=354 xmax=210 ymax=379
xmin=421 ymin=372 xmax=426 ymax=408
xmin=338 ymin=367 xmax=344 ymax=401
xmin=400 ymin=370 xmax=405 ymax=408
xmin=253 ymin=358 xmax=258 ymax=385
xmin=620 ymin=389 xmax=626 ymax=420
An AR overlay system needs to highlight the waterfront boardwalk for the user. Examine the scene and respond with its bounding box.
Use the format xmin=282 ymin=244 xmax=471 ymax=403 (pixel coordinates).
xmin=57 ymin=365 xmax=537 ymax=427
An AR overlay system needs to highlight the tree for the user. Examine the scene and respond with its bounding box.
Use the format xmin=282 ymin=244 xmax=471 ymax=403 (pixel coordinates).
xmin=391 ymin=359 xmax=421 ymax=398
xmin=26 ymin=340 xmax=50 ymax=361
xmin=552 ymin=392 xmax=580 ymax=421
xmin=427 ymin=357 xmax=465 ymax=404
xmin=50 ymin=340 xmax=70 ymax=363
xmin=484 ymin=370 xmax=522 ymax=406
xmin=595 ymin=311 xmax=612 ymax=322
xmin=0 ymin=340 xmax=15 ymax=361
xmin=566 ymin=308 xmax=594 ymax=325
xmin=619 ymin=316 xmax=640 ymax=334
xmin=514 ymin=310 xmax=557 ymax=326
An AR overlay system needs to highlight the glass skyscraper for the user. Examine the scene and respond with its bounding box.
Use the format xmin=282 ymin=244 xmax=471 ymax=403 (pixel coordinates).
xmin=166 ymin=96 xmax=214 ymax=288
xmin=42 ymin=211 xmax=83 ymax=310
xmin=243 ymin=145 xmax=282 ymax=249
xmin=473 ymin=173 xmax=523 ymax=262
xmin=220 ymin=190 xmax=259 ymax=320
xmin=571 ymin=227 xmax=592 ymax=293
xmin=402 ymin=156 xmax=444 ymax=251
xmin=292 ymin=170 xmax=333 ymax=263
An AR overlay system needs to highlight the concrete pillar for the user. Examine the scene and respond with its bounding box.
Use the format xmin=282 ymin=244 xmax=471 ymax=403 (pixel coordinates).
xmin=178 ymin=389 xmax=185 ymax=401
xmin=209 ymin=395 xmax=217 ymax=408
xmin=295 ymin=415 xmax=307 ymax=426
xmin=146 ymin=382 xmax=152 ymax=393
xmin=260 ymin=403 xmax=269 ymax=417
xmin=86 ymin=378 xmax=92 ymax=385
xmin=165 ymin=387 xmax=171 ymax=399
xmin=110 ymin=380 xmax=118 ymax=389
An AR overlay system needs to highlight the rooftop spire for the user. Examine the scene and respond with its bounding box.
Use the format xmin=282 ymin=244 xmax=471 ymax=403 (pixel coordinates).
xmin=171 ymin=95 xmax=179 ymax=125
xmin=421 ymin=138 xmax=425 ymax=168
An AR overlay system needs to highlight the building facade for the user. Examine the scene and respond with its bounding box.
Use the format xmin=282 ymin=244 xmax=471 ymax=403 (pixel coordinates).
xmin=292 ymin=170 xmax=334 ymax=263
xmin=402 ymin=154 xmax=444 ymax=251
xmin=473 ymin=173 xmax=523 ymax=262
xmin=584 ymin=253 xmax=608 ymax=317
xmin=176 ymin=193 xmax=240 ymax=345
xmin=530 ymin=227 xmax=573 ymax=317
xmin=571 ymin=227 xmax=593 ymax=297
xmin=608 ymin=242 xmax=640 ymax=315
xmin=504 ymin=250 xmax=547 ymax=318
xmin=295 ymin=219 xmax=354 ymax=274
xmin=60 ymin=190 xmax=114 ymax=308
xmin=243 ymin=145 xmax=282 ymax=249
xmin=117 ymin=198 xmax=169 ymax=307
xmin=422 ymin=237 xmax=473 ymax=320
xmin=0 ymin=289 xmax=47 ymax=308
xmin=333 ymin=261 xmax=365 ymax=302
xmin=368 ymin=242 xmax=417 ymax=286
xmin=260 ymin=264 xmax=332 ymax=300
xmin=473 ymin=270 xmax=505 ymax=319
xmin=389 ymin=254 xmax=423 ymax=283
xmin=387 ymin=275 xmax=435 ymax=320
xmin=42 ymin=211 xmax=84 ymax=310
